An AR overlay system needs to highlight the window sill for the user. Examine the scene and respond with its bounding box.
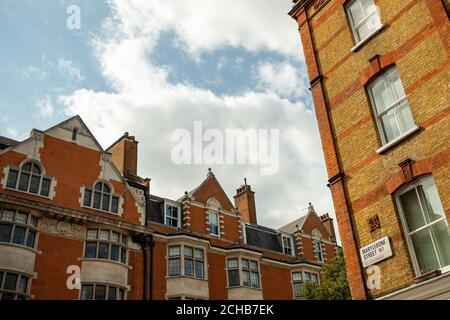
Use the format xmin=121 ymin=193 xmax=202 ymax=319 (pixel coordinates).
xmin=166 ymin=275 xmax=208 ymax=282
xmin=351 ymin=24 xmax=385 ymax=53
xmin=376 ymin=125 xmax=420 ymax=154
xmin=81 ymin=205 xmax=121 ymax=217
xmin=0 ymin=242 xmax=40 ymax=254
xmin=79 ymin=258 xmax=131 ymax=269
xmin=226 ymin=285 xmax=262 ymax=291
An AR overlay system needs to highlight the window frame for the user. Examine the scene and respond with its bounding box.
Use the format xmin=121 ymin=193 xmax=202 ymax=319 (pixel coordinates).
xmin=83 ymin=228 xmax=128 ymax=265
xmin=82 ymin=181 xmax=121 ymax=215
xmin=291 ymin=270 xmax=320 ymax=299
xmin=0 ymin=208 xmax=38 ymax=250
xmin=0 ymin=270 xmax=31 ymax=300
xmin=395 ymin=176 xmax=450 ymax=276
xmin=167 ymin=243 xmax=207 ymax=279
xmin=5 ymin=162 xmax=53 ymax=199
xmin=208 ymin=211 xmax=220 ymax=237
xmin=79 ymin=283 xmax=126 ymax=300
xmin=282 ymin=234 xmax=294 ymax=256
xmin=367 ymin=67 xmax=417 ymax=148
xmin=226 ymin=256 xmax=261 ymax=289
xmin=346 ymin=0 xmax=383 ymax=47
xmin=313 ymin=240 xmax=324 ymax=263
xmin=164 ymin=202 xmax=181 ymax=228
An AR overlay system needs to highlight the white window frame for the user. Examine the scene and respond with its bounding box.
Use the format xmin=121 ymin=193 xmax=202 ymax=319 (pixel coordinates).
xmin=368 ymin=67 xmax=417 ymax=148
xmin=395 ymin=176 xmax=450 ymax=276
xmin=346 ymin=0 xmax=383 ymax=46
xmin=82 ymin=181 xmax=121 ymax=215
xmin=5 ymin=161 xmax=54 ymax=199
xmin=167 ymin=243 xmax=207 ymax=279
xmin=164 ymin=202 xmax=181 ymax=228
xmin=291 ymin=270 xmax=320 ymax=299
xmin=226 ymin=256 xmax=261 ymax=289
xmin=313 ymin=240 xmax=324 ymax=262
xmin=282 ymin=234 xmax=295 ymax=256
xmin=208 ymin=211 xmax=220 ymax=237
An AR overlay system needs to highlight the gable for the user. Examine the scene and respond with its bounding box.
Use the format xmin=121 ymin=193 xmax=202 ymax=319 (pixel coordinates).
xmin=301 ymin=211 xmax=331 ymax=240
xmin=189 ymin=173 xmax=234 ymax=211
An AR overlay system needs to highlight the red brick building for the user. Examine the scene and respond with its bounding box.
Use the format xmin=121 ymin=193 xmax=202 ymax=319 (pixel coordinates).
xmin=289 ymin=0 xmax=449 ymax=299
xmin=0 ymin=116 xmax=338 ymax=300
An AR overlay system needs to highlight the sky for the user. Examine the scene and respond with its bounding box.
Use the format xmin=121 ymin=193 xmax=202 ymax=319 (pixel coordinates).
xmin=0 ymin=0 xmax=338 ymax=238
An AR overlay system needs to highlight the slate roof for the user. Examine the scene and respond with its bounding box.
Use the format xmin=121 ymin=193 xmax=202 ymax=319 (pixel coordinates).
xmin=277 ymin=216 xmax=307 ymax=234
xmin=0 ymin=136 xmax=19 ymax=150
xmin=245 ymin=224 xmax=283 ymax=253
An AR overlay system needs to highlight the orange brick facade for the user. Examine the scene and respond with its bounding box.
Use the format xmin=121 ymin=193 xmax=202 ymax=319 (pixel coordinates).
xmin=289 ymin=0 xmax=450 ymax=299
xmin=0 ymin=116 xmax=338 ymax=300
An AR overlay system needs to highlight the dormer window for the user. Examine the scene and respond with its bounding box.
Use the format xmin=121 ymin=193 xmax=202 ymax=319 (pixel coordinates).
xmin=164 ymin=203 xmax=181 ymax=228
xmin=282 ymin=235 xmax=294 ymax=256
xmin=208 ymin=212 xmax=219 ymax=237
xmin=83 ymin=182 xmax=120 ymax=214
xmin=6 ymin=162 xmax=52 ymax=197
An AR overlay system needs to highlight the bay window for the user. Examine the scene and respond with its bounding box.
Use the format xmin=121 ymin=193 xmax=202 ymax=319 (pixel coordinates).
xmin=168 ymin=244 xmax=205 ymax=279
xmin=396 ymin=176 xmax=450 ymax=275
xmin=0 ymin=271 xmax=30 ymax=300
xmin=227 ymin=257 xmax=260 ymax=289
xmin=80 ymin=284 xmax=125 ymax=300
xmin=0 ymin=208 xmax=38 ymax=249
xmin=84 ymin=229 xmax=128 ymax=264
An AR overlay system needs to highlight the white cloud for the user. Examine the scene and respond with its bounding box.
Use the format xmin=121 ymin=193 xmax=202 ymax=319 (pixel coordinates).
xmin=256 ymin=61 xmax=307 ymax=99
xmin=57 ymin=58 xmax=84 ymax=81
xmin=37 ymin=95 xmax=54 ymax=118
xmin=22 ymin=65 xmax=47 ymax=80
xmin=59 ymin=0 xmax=336 ymax=236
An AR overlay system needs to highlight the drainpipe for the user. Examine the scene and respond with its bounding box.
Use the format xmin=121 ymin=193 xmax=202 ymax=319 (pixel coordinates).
xmin=149 ymin=235 xmax=154 ymax=301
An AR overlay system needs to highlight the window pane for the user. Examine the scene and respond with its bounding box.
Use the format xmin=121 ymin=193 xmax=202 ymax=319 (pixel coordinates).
xmin=121 ymin=248 xmax=127 ymax=264
xmin=0 ymin=224 xmax=12 ymax=242
xmin=184 ymin=246 xmax=193 ymax=257
xmin=6 ymin=170 xmax=18 ymax=188
xmin=83 ymin=190 xmax=92 ymax=207
xmin=111 ymin=197 xmax=119 ymax=214
xmin=169 ymin=258 xmax=181 ymax=276
xmin=4 ymin=273 xmax=18 ymax=291
xmin=86 ymin=230 xmax=97 ymax=240
xmin=102 ymin=194 xmax=110 ymax=211
xmin=12 ymin=226 xmax=26 ymax=245
xmin=400 ymin=188 xmax=426 ymax=232
xmin=111 ymin=245 xmax=119 ymax=261
xmin=411 ymin=228 xmax=440 ymax=274
xmin=371 ymin=79 xmax=391 ymax=113
xmin=184 ymin=258 xmax=194 ymax=277
xmin=31 ymin=164 xmax=40 ymax=174
xmin=99 ymin=230 xmax=109 ymax=241
xmin=111 ymin=232 xmax=120 ymax=243
xmin=98 ymin=243 xmax=109 ymax=259
xmin=292 ymin=272 xmax=302 ymax=281
xmin=380 ymin=109 xmax=400 ymax=143
xmin=40 ymin=178 xmax=51 ymax=197
xmin=228 ymin=270 xmax=240 ymax=287
xmin=242 ymin=270 xmax=251 ymax=286
xmin=227 ymin=258 xmax=238 ymax=269
xmin=397 ymin=101 xmax=415 ymax=132
xmin=169 ymin=246 xmax=180 ymax=257
xmin=118 ymin=289 xmax=125 ymax=300
xmin=103 ymin=184 xmax=110 ymax=193
xmin=304 ymin=272 xmax=311 ymax=281
xmin=195 ymin=260 xmax=204 ymax=278
xmin=432 ymin=220 xmax=450 ymax=268
xmin=18 ymin=173 xmax=30 ymax=191
xmin=108 ymin=287 xmax=117 ymax=300
xmin=348 ymin=1 xmax=364 ymax=25
xmin=194 ymin=248 xmax=204 ymax=260
xmin=95 ymin=183 xmax=103 ymax=191
xmin=26 ymin=230 xmax=36 ymax=248
xmin=15 ymin=212 xmax=28 ymax=224
xmin=122 ymin=235 xmax=127 ymax=245
xmin=250 ymin=261 xmax=258 ymax=271
xmin=419 ymin=179 xmax=445 ymax=223
xmin=18 ymin=277 xmax=28 ymax=294
xmin=85 ymin=242 xmax=97 ymax=258
xmin=29 ymin=175 xmax=40 ymax=194
xmin=311 ymin=273 xmax=319 ymax=283
xmin=93 ymin=192 xmax=101 ymax=209
xmin=81 ymin=285 xmax=93 ymax=300
xmin=95 ymin=285 xmax=106 ymax=300
xmin=22 ymin=163 xmax=32 ymax=172
xmin=241 ymin=259 xmax=249 ymax=269
xmin=251 ymin=272 xmax=260 ymax=288
xmin=1 ymin=210 xmax=14 ymax=221
xmin=1 ymin=293 xmax=15 ymax=300
xmin=356 ymin=22 xmax=371 ymax=42
xmin=30 ymin=216 xmax=38 ymax=227
xmin=209 ymin=212 xmax=218 ymax=224
xmin=294 ymin=282 xmax=303 ymax=298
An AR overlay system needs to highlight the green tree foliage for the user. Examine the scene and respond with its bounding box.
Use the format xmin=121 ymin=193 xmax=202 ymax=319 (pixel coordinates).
xmin=304 ymin=254 xmax=352 ymax=300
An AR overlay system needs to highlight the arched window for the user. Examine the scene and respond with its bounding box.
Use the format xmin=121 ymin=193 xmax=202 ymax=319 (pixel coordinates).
xmin=6 ymin=162 xmax=52 ymax=197
xmin=83 ymin=182 xmax=119 ymax=214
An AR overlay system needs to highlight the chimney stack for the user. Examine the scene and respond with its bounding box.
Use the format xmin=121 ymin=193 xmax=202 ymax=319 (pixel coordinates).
xmin=234 ymin=179 xmax=257 ymax=225
xmin=109 ymin=132 xmax=139 ymax=178
xmin=320 ymin=213 xmax=336 ymax=241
